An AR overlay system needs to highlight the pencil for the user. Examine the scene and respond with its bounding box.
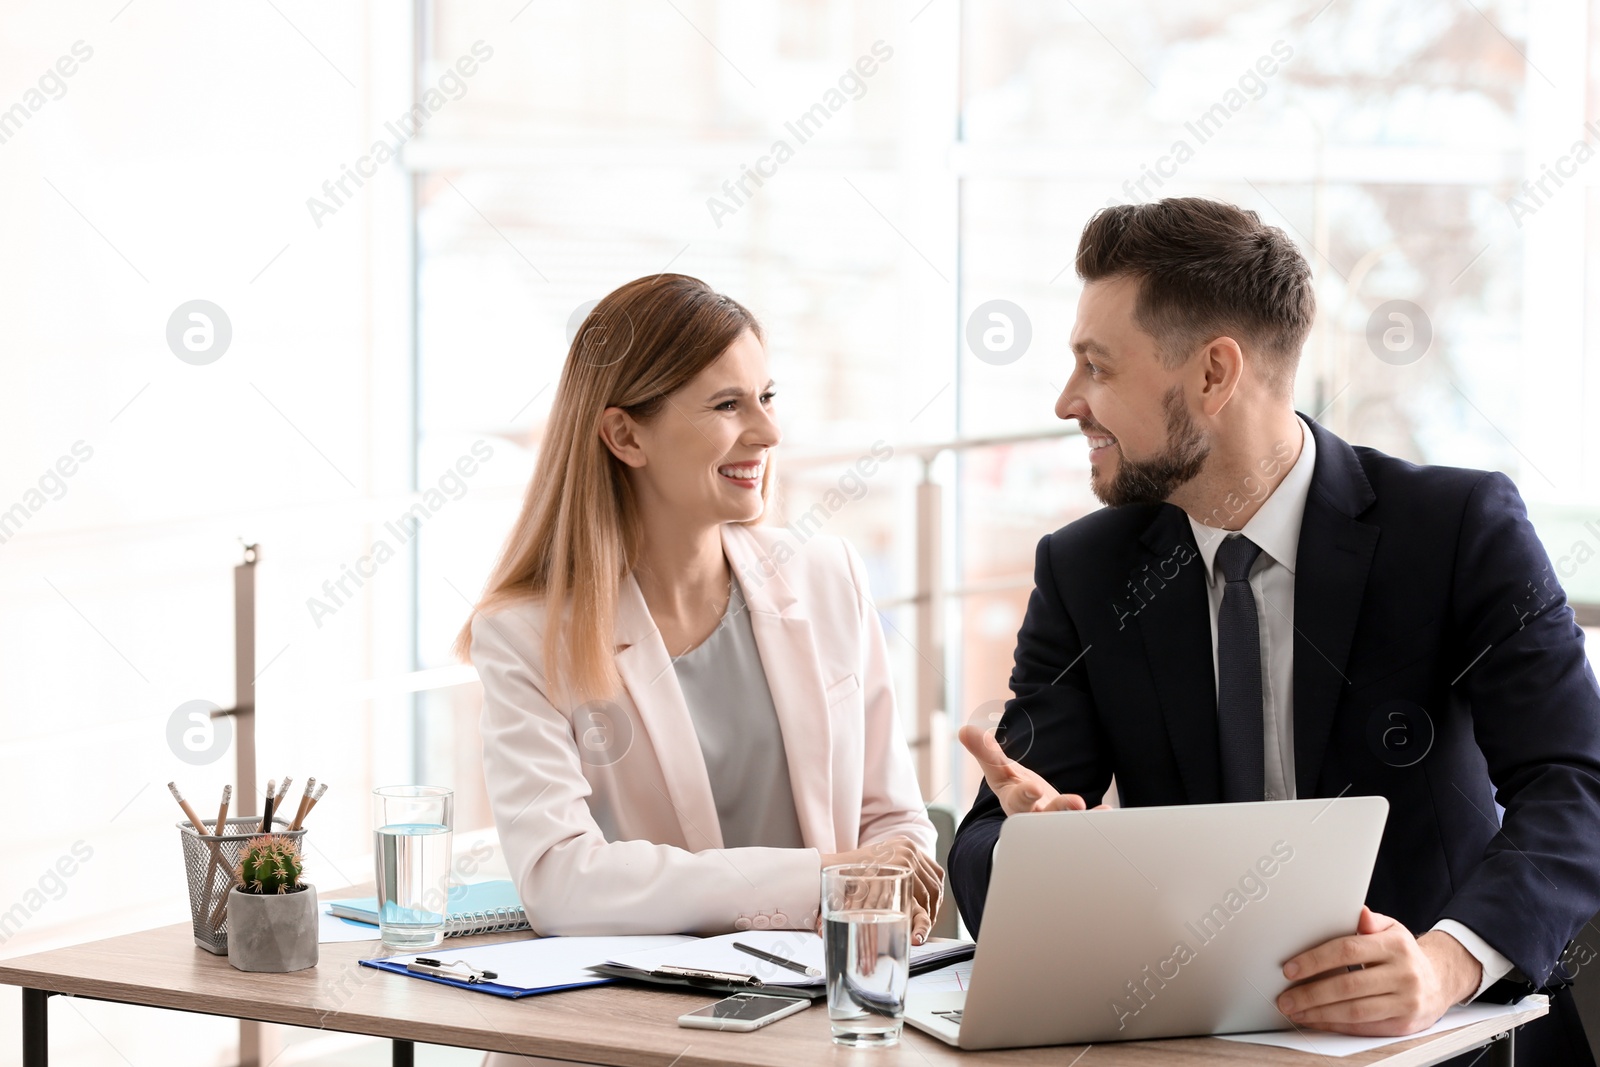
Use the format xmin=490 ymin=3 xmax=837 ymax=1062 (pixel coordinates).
xmin=278 ymin=777 xmax=293 ymax=818
xmin=290 ymin=777 xmax=316 ymax=831
xmin=200 ymin=785 xmax=233 ymax=903
xmin=208 ymin=889 xmax=229 ymax=930
xmin=292 ymin=782 xmax=327 ymax=830
xmin=260 ymin=779 xmax=277 ymax=833
xmin=213 ymin=784 xmax=232 ymax=836
xmin=201 ymin=783 xmax=233 ymax=870
xmin=207 ymin=864 xmax=242 ymax=929
xmin=172 ymin=782 xmax=228 ymax=926
xmin=167 ymin=781 xmax=210 ymax=837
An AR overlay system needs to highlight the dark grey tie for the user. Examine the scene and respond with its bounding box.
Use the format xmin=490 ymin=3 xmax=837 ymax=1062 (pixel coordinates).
xmin=1216 ymin=535 xmax=1265 ymax=803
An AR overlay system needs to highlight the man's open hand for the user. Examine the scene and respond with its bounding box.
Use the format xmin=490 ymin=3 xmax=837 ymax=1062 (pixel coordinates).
xmin=957 ymin=723 xmax=1105 ymax=816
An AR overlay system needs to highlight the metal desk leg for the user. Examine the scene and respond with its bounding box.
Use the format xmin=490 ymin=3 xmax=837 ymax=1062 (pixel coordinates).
xmin=23 ymin=989 xmax=49 ymax=1067
xmin=1487 ymin=1028 xmax=1515 ymax=1067
xmin=393 ymin=1038 xmax=415 ymax=1066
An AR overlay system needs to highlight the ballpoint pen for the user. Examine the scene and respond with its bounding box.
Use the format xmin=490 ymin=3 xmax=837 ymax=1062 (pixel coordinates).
xmin=408 ymin=957 xmax=499 ymax=983
xmin=651 ymin=964 xmax=763 ymax=987
xmin=732 ymin=941 xmax=822 ymax=978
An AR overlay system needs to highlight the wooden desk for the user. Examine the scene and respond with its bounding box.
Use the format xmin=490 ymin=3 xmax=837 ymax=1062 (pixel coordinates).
xmin=0 ymin=921 xmax=1546 ymax=1067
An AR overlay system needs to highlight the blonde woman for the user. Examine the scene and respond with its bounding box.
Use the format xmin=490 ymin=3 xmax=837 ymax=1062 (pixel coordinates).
xmin=455 ymin=276 xmax=939 ymax=1053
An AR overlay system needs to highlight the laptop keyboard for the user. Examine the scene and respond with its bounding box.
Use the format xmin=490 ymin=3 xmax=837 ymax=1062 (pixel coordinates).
xmin=933 ymin=1009 xmax=964 ymax=1023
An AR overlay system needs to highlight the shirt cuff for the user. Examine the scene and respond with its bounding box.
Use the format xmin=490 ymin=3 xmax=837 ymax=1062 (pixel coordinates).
xmin=1431 ymin=919 xmax=1515 ymax=1002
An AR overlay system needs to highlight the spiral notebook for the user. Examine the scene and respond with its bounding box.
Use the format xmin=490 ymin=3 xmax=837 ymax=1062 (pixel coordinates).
xmin=327 ymin=880 xmax=530 ymax=938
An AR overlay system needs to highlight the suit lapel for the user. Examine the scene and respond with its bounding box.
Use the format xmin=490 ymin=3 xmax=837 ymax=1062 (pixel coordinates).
xmin=1292 ymin=416 xmax=1379 ymax=795
xmin=611 ymin=574 xmax=724 ymax=851
xmin=1134 ymin=505 xmax=1223 ymax=803
xmin=723 ymin=525 xmax=839 ymax=853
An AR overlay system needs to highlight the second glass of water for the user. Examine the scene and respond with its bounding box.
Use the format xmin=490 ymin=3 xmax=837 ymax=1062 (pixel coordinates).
xmin=373 ymin=785 xmax=454 ymax=949
xmin=822 ymin=863 xmax=912 ymax=1047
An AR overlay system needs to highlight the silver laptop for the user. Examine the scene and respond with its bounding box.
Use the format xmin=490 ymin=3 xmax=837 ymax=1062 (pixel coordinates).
xmin=906 ymin=796 xmax=1389 ymax=1050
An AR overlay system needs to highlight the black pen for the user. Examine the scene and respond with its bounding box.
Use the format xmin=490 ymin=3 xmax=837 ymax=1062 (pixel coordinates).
xmin=732 ymin=941 xmax=821 ymax=978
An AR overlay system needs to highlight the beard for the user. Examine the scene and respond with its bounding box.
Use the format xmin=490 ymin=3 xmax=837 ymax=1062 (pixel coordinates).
xmin=1090 ymin=386 xmax=1210 ymax=507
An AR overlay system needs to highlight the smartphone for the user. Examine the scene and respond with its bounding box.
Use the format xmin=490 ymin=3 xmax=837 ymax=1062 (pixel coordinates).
xmin=677 ymin=993 xmax=810 ymax=1032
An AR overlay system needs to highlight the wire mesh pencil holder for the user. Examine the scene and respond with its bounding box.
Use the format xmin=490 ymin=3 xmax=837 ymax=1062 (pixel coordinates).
xmin=178 ymin=816 xmax=305 ymax=954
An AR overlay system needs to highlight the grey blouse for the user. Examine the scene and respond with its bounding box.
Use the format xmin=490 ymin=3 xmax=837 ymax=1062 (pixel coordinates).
xmin=670 ymin=577 xmax=807 ymax=850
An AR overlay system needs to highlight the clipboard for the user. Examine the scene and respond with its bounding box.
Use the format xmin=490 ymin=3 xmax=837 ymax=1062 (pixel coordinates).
xmin=585 ymin=962 xmax=826 ymax=1000
xmin=358 ymin=956 xmax=611 ymax=999
xmin=589 ymin=931 xmax=974 ymax=1000
xmin=358 ymin=934 xmax=695 ymax=999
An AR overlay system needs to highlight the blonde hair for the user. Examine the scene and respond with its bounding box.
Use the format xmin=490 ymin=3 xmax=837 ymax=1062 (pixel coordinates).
xmin=453 ymin=274 xmax=772 ymax=703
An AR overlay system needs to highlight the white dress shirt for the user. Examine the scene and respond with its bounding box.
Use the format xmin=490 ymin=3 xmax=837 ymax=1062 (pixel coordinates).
xmin=1185 ymin=415 xmax=1511 ymax=1002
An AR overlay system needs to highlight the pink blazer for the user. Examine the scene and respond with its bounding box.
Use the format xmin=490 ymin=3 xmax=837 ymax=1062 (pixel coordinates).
xmin=472 ymin=523 xmax=936 ymax=936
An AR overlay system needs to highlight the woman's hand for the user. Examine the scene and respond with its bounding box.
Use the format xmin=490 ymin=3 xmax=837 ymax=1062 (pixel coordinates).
xmin=819 ymin=835 xmax=944 ymax=944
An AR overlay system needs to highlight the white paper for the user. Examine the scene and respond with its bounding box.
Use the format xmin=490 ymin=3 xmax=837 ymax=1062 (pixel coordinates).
xmin=380 ymin=935 xmax=694 ymax=992
xmin=319 ymin=910 xmax=382 ymax=943
xmin=1218 ymin=996 xmax=1545 ymax=1057
xmin=605 ymin=930 xmax=972 ymax=988
xmin=908 ymin=958 xmax=974 ymax=994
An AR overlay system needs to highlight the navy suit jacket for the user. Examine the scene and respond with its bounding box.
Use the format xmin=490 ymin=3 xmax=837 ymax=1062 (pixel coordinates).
xmin=949 ymin=415 xmax=1600 ymax=992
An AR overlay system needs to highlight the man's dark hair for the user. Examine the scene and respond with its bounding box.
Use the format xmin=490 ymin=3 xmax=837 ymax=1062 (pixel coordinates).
xmin=1075 ymin=198 xmax=1315 ymax=395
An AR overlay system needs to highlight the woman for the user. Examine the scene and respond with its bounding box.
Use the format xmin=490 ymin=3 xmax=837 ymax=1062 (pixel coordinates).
xmin=455 ymin=274 xmax=941 ymax=985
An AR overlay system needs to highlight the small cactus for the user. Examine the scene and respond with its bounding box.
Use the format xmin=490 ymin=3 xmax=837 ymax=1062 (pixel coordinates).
xmin=235 ymin=834 xmax=305 ymax=895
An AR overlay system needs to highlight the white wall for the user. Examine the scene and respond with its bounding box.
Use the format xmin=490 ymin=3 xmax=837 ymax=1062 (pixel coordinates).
xmin=0 ymin=3 xmax=420 ymax=1063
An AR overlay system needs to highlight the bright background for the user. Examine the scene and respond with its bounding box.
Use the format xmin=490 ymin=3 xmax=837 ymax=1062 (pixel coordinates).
xmin=3 ymin=0 xmax=1599 ymax=1062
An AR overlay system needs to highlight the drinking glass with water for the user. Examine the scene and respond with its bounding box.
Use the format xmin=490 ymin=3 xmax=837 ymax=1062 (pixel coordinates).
xmin=821 ymin=863 xmax=912 ymax=1047
xmin=373 ymin=785 xmax=454 ymax=949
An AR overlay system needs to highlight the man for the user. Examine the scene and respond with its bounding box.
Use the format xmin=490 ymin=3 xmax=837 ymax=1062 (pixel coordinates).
xmin=948 ymin=197 xmax=1600 ymax=1064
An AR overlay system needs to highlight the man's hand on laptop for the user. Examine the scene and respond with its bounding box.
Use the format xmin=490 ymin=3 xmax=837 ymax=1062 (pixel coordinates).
xmin=958 ymin=724 xmax=1109 ymax=816
xmin=1275 ymin=906 xmax=1483 ymax=1036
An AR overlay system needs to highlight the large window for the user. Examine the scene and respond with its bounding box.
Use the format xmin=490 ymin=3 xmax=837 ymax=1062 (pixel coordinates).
xmin=414 ymin=0 xmax=1600 ymax=820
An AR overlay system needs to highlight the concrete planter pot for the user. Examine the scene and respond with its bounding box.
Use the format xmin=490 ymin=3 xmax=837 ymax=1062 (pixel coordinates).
xmin=226 ymin=884 xmax=319 ymax=973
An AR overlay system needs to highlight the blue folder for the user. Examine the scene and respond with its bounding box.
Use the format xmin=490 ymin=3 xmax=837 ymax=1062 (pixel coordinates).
xmin=358 ymin=933 xmax=698 ymax=999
